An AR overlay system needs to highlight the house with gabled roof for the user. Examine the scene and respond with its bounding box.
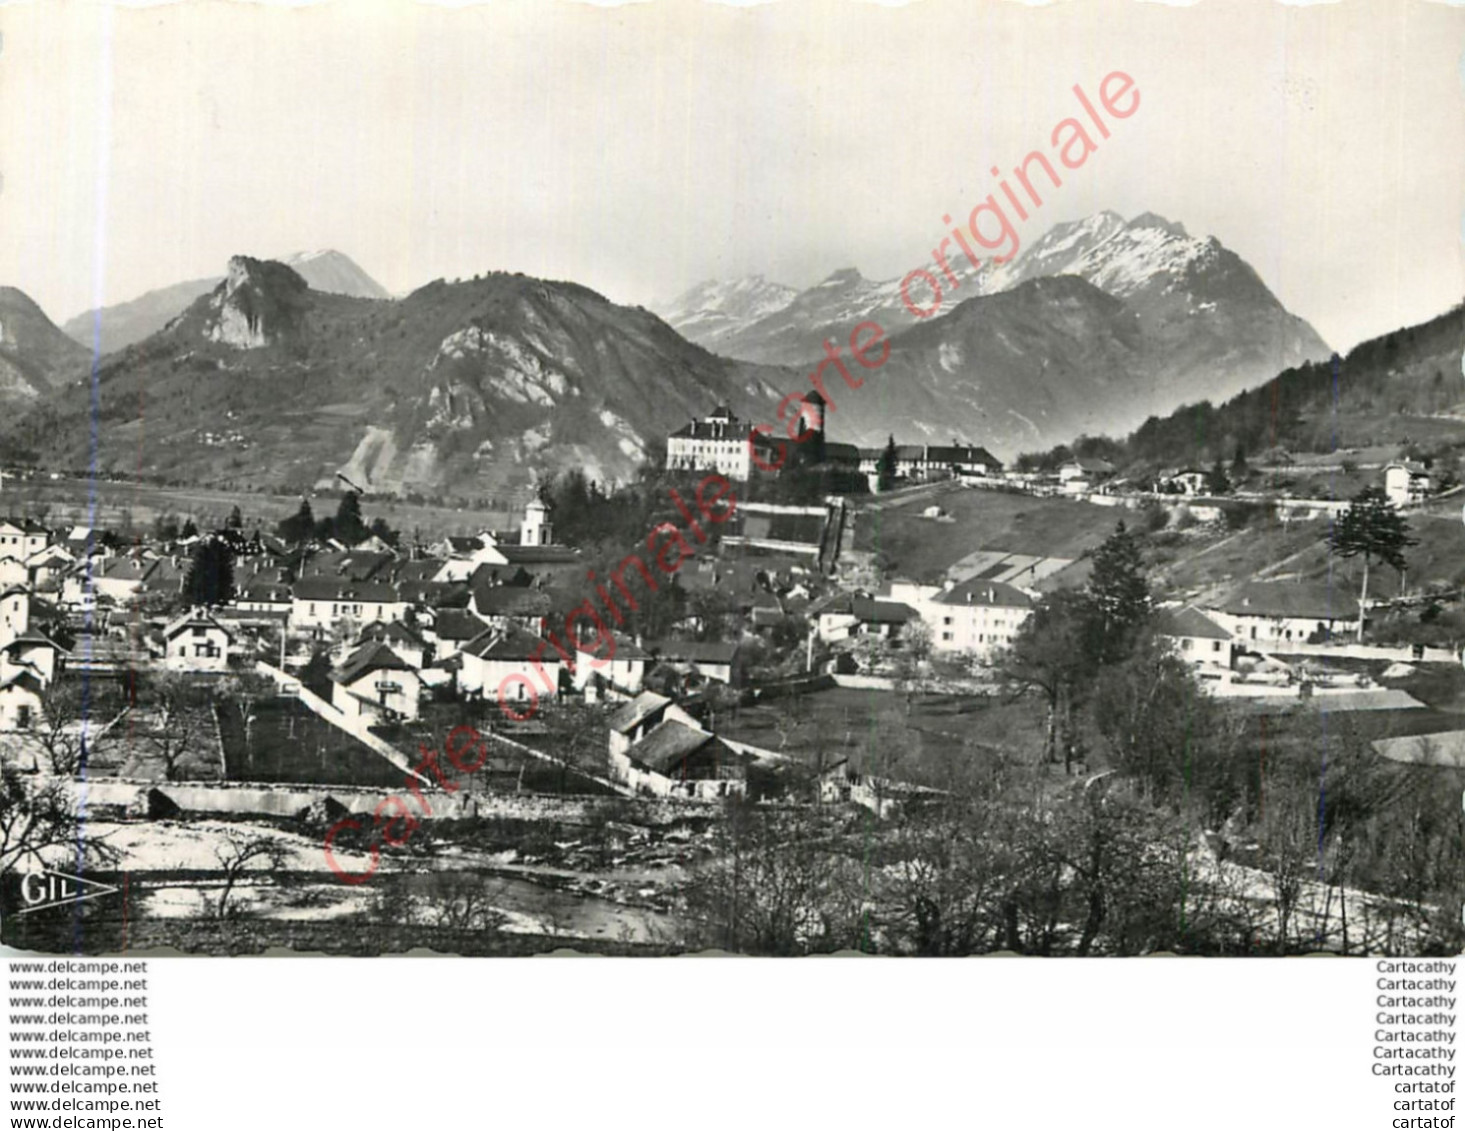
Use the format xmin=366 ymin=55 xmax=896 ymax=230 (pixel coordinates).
xmin=0 ymin=669 xmax=44 ymax=732
xmin=0 ymin=518 xmax=50 ymax=561
xmin=330 ymin=641 xmax=422 ymax=725
xmin=857 ymin=444 xmax=1002 ymax=481
xmin=94 ymin=556 xmax=158 ymax=606
xmin=426 ymin=609 xmax=491 ymax=661
xmin=1059 ymin=457 xmax=1116 ymax=483
xmin=456 ymin=626 xmax=561 ymax=704
xmin=0 ymin=630 xmax=64 ymax=688
xmin=1153 ymin=605 xmax=1233 ymax=669
xmin=468 ymin=571 xmax=553 ymax=629
xmin=570 ymin=635 xmax=650 ymax=696
xmin=815 ymin=594 xmax=919 ymax=642
xmin=607 ymin=690 xmax=701 ymax=757
xmin=162 ymin=609 xmax=233 ymax=672
xmin=645 ymin=639 xmax=741 ymax=686
xmin=610 ymin=715 xmax=757 ymax=799
xmin=1384 ymin=461 xmax=1433 ymax=507
xmin=24 ymin=543 xmax=74 ymax=589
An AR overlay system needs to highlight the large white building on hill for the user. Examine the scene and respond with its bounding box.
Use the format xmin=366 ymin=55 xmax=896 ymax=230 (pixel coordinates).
xmin=667 ymin=406 xmax=782 ymax=481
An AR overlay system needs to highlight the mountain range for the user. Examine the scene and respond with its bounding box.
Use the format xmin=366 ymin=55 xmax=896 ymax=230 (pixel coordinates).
xmin=0 ymin=212 xmax=1360 ymax=497
xmin=61 ymin=250 xmax=389 ymax=356
xmin=661 ymin=211 xmax=1332 ymax=452
xmin=2 ymin=257 xmax=786 ymax=499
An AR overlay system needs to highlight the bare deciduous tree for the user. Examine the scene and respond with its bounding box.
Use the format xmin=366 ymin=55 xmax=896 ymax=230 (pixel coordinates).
xmin=141 ymin=673 xmax=200 ymax=782
xmin=213 ymin=830 xmax=289 ymax=919
xmin=423 ymin=872 xmax=509 ymax=934
xmin=0 ymin=762 xmax=118 ymax=874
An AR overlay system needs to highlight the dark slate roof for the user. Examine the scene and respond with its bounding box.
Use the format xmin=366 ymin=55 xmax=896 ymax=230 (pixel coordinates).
xmin=292 ymin=578 xmax=401 ymax=603
xmin=626 ymin=720 xmax=753 ymax=776
xmin=866 ymin=443 xmax=998 ymax=465
xmin=400 ymin=580 xmax=469 ymax=608
xmin=925 ymin=445 xmax=1001 ymax=466
xmin=1063 ymin=457 xmax=1115 ymax=474
xmin=0 ymin=631 xmax=65 ymax=655
xmin=1153 ymin=606 xmax=1231 ymax=641
xmin=357 ymin=620 xmax=427 ymax=649
xmin=100 ymin=557 xmax=157 ymax=582
xmin=334 ymin=550 xmax=396 ymax=581
xmin=143 ymin=559 xmax=187 ymax=588
xmin=668 ymin=414 xmax=780 ymax=448
xmin=162 ymin=611 xmax=234 ymax=641
xmin=333 ymin=640 xmax=416 ymax=685
xmin=498 ymin=545 xmax=582 ymax=566
xmin=0 ymin=517 xmax=50 ymax=534
xmin=433 ymin=610 xmax=489 ymax=641
xmin=624 ymin=718 xmax=715 ymax=774
xmin=607 ymin=690 xmax=672 ymax=734
xmin=240 ymin=580 xmax=293 ymax=603
xmin=461 ymin=627 xmax=555 ymax=662
xmin=472 ymin=581 xmax=553 ymax=618
xmin=600 ymin=636 xmax=651 ymax=660
xmin=0 ymin=670 xmax=44 ymax=695
xmin=647 ymin=639 xmax=740 ymax=664
xmin=932 ymin=579 xmax=1033 ymax=609
xmin=821 ymin=596 xmax=917 ymax=623
xmin=299 ymin=550 xmax=351 ymax=576
xmin=392 ymin=558 xmax=447 ymax=583
xmin=670 ymin=419 xmax=753 ymax=440
xmin=1210 ymin=582 xmax=1360 ymax=620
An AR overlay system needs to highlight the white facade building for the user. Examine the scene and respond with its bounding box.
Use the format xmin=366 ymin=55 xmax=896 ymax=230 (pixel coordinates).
xmin=1383 ymin=462 xmax=1433 ymax=507
xmin=890 ymin=578 xmax=1035 ymax=659
xmin=331 ymin=641 xmax=422 ymax=724
xmin=1202 ymin=582 xmax=1361 ymax=646
xmin=667 ymin=407 xmax=778 ymax=482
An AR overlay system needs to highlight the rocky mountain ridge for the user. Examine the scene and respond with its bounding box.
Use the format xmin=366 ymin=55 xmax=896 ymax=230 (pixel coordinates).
xmin=4 ymin=258 xmax=788 ymax=498
xmin=60 ymin=249 xmax=388 ymax=356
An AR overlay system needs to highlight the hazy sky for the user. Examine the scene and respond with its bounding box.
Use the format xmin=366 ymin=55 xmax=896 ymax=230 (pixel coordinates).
xmin=1 ymin=0 xmax=1461 ymax=352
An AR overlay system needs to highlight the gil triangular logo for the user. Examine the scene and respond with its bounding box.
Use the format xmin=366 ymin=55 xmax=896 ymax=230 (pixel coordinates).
xmin=15 ymin=871 xmax=120 ymax=915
